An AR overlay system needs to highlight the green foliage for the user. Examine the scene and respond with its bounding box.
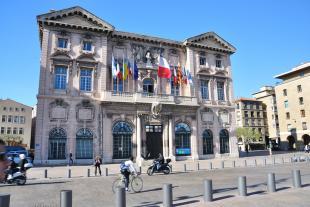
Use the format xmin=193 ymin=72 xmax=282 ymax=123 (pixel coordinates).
xmin=236 ymin=127 xmax=261 ymax=144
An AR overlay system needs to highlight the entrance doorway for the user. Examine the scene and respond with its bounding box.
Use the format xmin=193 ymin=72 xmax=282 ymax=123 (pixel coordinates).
xmin=145 ymin=125 xmax=163 ymax=159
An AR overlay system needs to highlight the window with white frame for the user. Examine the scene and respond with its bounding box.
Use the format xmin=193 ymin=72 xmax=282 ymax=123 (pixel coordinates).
xmin=14 ymin=116 xmax=19 ymax=123
xmin=216 ymin=59 xmax=222 ymax=68
xmin=1 ymin=115 xmax=6 ymax=122
xmin=80 ymin=68 xmax=92 ymax=91
xmin=302 ymin=122 xmax=307 ymax=130
xmin=0 ymin=127 xmax=4 ymax=134
xmin=13 ymin=127 xmax=17 ymax=135
xmin=58 ymin=38 xmax=68 ymax=48
xmin=19 ymin=116 xmax=25 ymax=124
xmin=8 ymin=115 xmax=12 ymax=123
xmin=83 ymin=41 xmax=92 ymax=51
xmin=7 ymin=127 xmax=11 ymax=134
xmin=3 ymin=107 xmax=6 ymax=111
xmin=200 ymin=80 xmax=209 ymax=100
xmin=54 ymin=66 xmax=67 ymax=90
xmin=217 ymin=81 xmax=225 ymax=101
xmin=19 ymin=128 xmax=24 ymax=135
xmin=199 ymin=56 xmax=206 ymax=66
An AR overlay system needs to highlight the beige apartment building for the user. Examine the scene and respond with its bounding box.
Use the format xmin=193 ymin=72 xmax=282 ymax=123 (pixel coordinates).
xmin=35 ymin=6 xmax=238 ymax=165
xmin=274 ymin=62 xmax=310 ymax=150
xmin=0 ymin=99 xmax=32 ymax=148
xmin=235 ymin=98 xmax=267 ymax=150
xmin=253 ymin=86 xmax=280 ymax=146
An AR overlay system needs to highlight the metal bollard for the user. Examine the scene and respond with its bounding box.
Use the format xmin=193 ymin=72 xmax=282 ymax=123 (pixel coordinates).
xmin=163 ymin=184 xmax=173 ymax=207
xmin=87 ymin=169 xmax=90 ymax=177
xmin=60 ymin=190 xmax=72 ymax=207
xmin=208 ymin=162 xmax=212 ymax=170
xmin=105 ymin=168 xmax=109 ymax=176
xmin=139 ymin=166 xmax=142 ymax=174
xmin=244 ymin=160 xmax=247 ymax=167
xmin=0 ymin=194 xmax=10 ymax=207
xmin=67 ymin=169 xmax=71 ymax=178
xmin=184 ymin=164 xmax=187 ymax=172
xmin=292 ymin=170 xmax=302 ymax=188
xmin=203 ymin=179 xmax=213 ymax=202
xmin=232 ymin=160 xmax=235 ymax=168
xmin=267 ymin=173 xmax=276 ymax=192
xmin=115 ymin=187 xmax=126 ymax=207
xmin=281 ymin=157 xmax=284 ymax=164
xmin=272 ymin=157 xmax=276 ymax=165
xmin=197 ymin=162 xmax=200 ymax=171
xmin=263 ymin=158 xmax=267 ymax=166
xmin=254 ymin=159 xmax=257 ymax=167
xmin=238 ymin=176 xmax=247 ymax=196
xmin=44 ymin=169 xmax=48 ymax=178
xmin=221 ymin=161 xmax=224 ymax=169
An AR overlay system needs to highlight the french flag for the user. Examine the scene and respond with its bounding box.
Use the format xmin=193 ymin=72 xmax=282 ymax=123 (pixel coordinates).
xmin=158 ymin=56 xmax=171 ymax=78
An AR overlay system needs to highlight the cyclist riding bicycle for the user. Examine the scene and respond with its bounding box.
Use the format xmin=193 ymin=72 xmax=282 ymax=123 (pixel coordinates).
xmin=120 ymin=156 xmax=137 ymax=191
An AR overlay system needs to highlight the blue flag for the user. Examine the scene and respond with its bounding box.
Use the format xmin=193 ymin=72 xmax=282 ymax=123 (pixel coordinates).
xmin=134 ymin=60 xmax=139 ymax=80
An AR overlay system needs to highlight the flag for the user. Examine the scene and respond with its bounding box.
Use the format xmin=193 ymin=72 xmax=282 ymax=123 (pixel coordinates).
xmin=127 ymin=61 xmax=132 ymax=77
xmin=133 ymin=60 xmax=139 ymax=80
xmin=123 ymin=57 xmax=128 ymax=80
xmin=158 ymin=56 xmax=171 ymax=78
xmin=182 ymin=66 xmax=187 ymax=85
xmin=112 ymin=54 xmax=117 ymax=79
xmin=117 ymin=62 xmax=122 ymax=80
xmin=177 ymin=63 xmax=182 ymax=84
xmin=187 ymin=69 xmax=193 ymax=85
xmin=173 ymin=67 xmax=177 ymax=85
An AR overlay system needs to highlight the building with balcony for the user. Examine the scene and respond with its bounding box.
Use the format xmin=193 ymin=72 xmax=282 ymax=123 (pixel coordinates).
xmin=0 ymin=99 xmax=32 ymax=148
xmin=235 ymin=98 xmax=267 ymax=150
xmin=35 ymin=6 xmax=238 ymax=165
xmin=253 ymin=86 xmax=280 ymax=148
xmin=274 ymin=62 xmax=310 ymax=150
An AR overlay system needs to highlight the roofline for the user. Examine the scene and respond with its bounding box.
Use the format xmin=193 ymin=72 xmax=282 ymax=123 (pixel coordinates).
xmin=274 ymin=62 xmax=310 ymax=79
xmin=0 ymin=99 xmax=33 ymax=109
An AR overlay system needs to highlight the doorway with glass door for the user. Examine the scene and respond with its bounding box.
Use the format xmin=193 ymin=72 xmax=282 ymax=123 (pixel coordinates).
xmin=145 ymin=125 xmax=163 ymax=159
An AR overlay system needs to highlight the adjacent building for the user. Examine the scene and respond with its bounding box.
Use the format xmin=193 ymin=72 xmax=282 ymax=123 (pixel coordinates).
xmin=35 ymin=6 xmax=238 ymax=165
xmin=0 ymin=99 xmax=33 ymax=149
xmin=274 ymin=62 xmax=310 ymax=150
xmin=253 ymin=86 xmax=280 ymax=147
xmin=235 ymin=98 xmax=267 ymax=150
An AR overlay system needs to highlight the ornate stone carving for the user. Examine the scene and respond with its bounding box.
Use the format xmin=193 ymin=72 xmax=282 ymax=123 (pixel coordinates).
xmin=76 ymin=100 xmax=95 ymax=122
xmin=49 ymin=99 xmax=69 ymax=122
xmin=131 ymin=44 xmax=145 ymax=63
xmin=151 ymin=102 xmax=162 ymax=119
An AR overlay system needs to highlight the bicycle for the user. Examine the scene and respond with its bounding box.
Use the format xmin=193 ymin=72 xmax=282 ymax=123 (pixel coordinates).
xmin=112 ymin=172 xmax=143 ymax=193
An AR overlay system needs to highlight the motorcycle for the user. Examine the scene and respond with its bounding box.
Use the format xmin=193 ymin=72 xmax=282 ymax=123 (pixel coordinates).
xmin=3 ymin=163 xmax=33 ymax=185
xmin=147 ymin=158 xmax=172 ymax=176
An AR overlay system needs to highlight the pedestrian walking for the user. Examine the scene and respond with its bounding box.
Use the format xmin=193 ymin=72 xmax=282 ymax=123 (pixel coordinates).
xmin=69 ymin=152 xmax=73 ymax=165
xmin=94 ymin=156 xmax=102 ymax=176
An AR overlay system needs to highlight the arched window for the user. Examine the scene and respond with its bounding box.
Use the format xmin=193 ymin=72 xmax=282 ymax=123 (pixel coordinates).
xmin=143 ymin=78 xmax=154 ymax=94
xmin=219 ymin=129 xmax=230 ymax=154
xmin=175 ymin=123 xmax=191 ymax=156
xmin=203 ymin=129 xmax=213 ymax=154
xmin=76 ymin=128 xmax=93 ymax=159
xmin=48 ymin=128 xmax=67 ymax=159
xmin=113 ymin=121 xmax=133 ymax=159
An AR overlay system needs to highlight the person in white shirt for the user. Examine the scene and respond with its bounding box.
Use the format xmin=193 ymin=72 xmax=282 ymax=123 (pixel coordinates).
xmin=120 ymin=156 xmax=137 ymax=191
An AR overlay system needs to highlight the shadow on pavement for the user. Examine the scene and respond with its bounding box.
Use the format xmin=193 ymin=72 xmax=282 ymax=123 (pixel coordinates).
xmin=247 ymin=190 xmax=266 ymax=196
xmin=174 ymin=199 xmax=200 ymax=206
xmin=213 ymin=195 xmax=235 ymax=201
xmin=277 ymin=186 xmax=291 ymax=192
xmin=0 ymin=180 xmax=68 ymax=187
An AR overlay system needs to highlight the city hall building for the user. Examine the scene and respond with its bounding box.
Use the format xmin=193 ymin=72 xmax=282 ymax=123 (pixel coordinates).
xmin=35 ymin=6 xmax=238 ymax=165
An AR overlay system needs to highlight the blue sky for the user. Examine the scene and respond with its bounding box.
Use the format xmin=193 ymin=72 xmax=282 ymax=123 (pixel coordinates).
xmin=1 ymin=0 xmax=309 ymax=106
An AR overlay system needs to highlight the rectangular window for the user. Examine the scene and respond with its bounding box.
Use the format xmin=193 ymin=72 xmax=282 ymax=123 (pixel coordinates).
xmin=1 ymin=115 xmax=6 ymax=122
xmin=284 ymin=100 xmax=288 ymax=108
xmin=299 ymin=97 xmax=304 ymax=105
xmin=217 ymin=82 xmax=225 ymax=101
xmin=297 ymin=85 xmax=302 ymax=92
xmin=244 ymin=111 xmax=248 ymax=118
xmin=9 ymin=107 xmax=12 ymax=111
xmin=283 ymin=89 xmax=287 ymax=96
xmin=286 ymin=112 xmax=290 ymax=119
xmin=19 ymin=116 xmax=25 ymax=124
xmin=300 ymin=110 xmax=306 ymax=117
xmin=83 ymin=41 xmax=92 ymax=51
xmin=19 ymin=128 xmax=24 ymax=135
xmin=21 ymin=108 xmax=25 ymax=112
xmin=257 ymin=120 xmax=261 ymax=126
xmin=14 ymin=116 xmax=19 ymax=123
xmin=245 ymin=119 xmax=249 ymax=126
xmin=58 ymin=38 xmax=68 ymax=48
xmin=13 ymin=127 xmax=17 ymax=135
xmin=251 ymin=111 xmax=254 ymax=117
xmin=80 ymin=68 xmax=92 ymax=91
xmin=200 ymin=80 xmax=209 ymax=100
xmin=15 ymin=108 xmax=19 ymax=112
xmin=199 ymin=57 xmax=206 ymax=66
xmin=54 ymin=66 xmax=67 ymax=90
xmin=3 ymin=107 xmax=6 ymax=111
xmin=171 ymin=78 xmax=180 ymax=96
xmin=0 ymin=127 xmax=4 ymax=134
xmin=257 ymin=112 xmax=261 ymax=118
xmin=216 ymin=59 xmax=222 ymax=68
xmin=8 ymin=115 xmax=12 ymax=123
xmin=7 ymin=127 xmax=11 ymax=134
xmin=302 ymin=122 xmax=307 ymax=130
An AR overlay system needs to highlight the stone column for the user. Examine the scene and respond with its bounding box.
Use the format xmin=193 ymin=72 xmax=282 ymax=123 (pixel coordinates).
xmin=190 ymin=117 xmax=199 ymax=160
xmin=213 ymin=109 xmax=221 ymax=156
xmin=163 ymin=117 xmax=169 ymax=158
xmin=102 ymin=113 xmax=113 ymax=163
xmin=168 ymin=115 xmax=176 ymax=161
xmin=136 ymin=114 xmax=142 ymax=166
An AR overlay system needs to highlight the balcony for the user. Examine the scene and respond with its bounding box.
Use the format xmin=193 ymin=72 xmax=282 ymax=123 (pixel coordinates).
xmin=101 ymin=91 xmax=198 ymax=106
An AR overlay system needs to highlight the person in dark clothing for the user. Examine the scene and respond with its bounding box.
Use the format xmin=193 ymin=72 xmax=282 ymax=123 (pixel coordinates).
xmin=69 ymin=152 xmax=73 ymax=165
xmin=94 ymin=156 xmax=102 ymax=176
xmin=155 ymin=153 xmax=164 ymax=170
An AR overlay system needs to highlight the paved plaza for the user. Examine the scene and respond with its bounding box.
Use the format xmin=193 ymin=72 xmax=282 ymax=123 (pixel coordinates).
xmin=0 ymin=153 xmax=310 ymax=207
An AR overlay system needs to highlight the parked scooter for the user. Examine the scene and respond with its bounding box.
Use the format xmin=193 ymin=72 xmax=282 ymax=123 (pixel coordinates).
xmin=147 ymin=158 xmax=172 ymax=175
xmin=3 ymin=163 xmax=33 ymax=185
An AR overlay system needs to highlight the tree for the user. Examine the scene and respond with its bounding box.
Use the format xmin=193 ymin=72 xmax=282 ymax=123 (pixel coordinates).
xmin=236 ymin=127 xmax=262 ymax=149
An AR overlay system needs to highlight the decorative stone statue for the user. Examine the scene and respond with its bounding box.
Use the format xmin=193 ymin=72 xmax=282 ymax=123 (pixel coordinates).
xmin=151 ymin=102 xmax=162 ymax=119
xmin=145 ymin=51 xmax=153 ymax=68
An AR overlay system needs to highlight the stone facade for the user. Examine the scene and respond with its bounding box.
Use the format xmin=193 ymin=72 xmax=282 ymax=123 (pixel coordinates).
xmin=0 ymin=99 xmax=32 ymax=148
xmin=274 ymin=62 xmax=310 ymax=150
xmin=35 ymin=6 xmax=238 ymax=165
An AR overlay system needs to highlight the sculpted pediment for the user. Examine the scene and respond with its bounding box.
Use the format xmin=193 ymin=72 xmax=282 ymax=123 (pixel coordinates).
xmin=185 ymin=32 xmax=236 ymax=53
xmin=37 ymin=6 xmax=114 ymax=31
